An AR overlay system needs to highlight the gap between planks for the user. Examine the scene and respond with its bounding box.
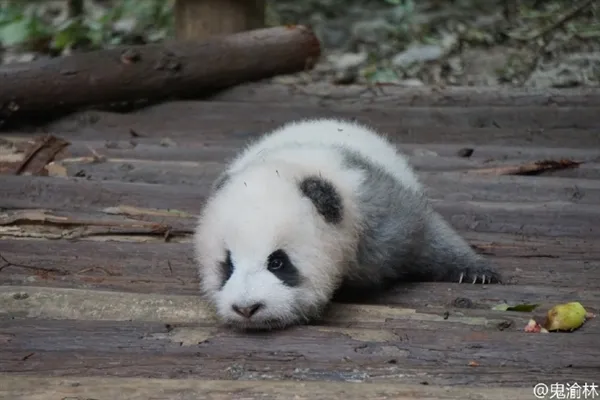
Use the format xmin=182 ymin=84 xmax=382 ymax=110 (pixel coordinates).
xmin=0 ymin=375 xmax=531 ymax=400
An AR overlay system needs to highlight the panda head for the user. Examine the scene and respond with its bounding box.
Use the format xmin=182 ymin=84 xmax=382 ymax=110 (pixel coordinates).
xmin=193 ymin=163 xmax=351 ymax=330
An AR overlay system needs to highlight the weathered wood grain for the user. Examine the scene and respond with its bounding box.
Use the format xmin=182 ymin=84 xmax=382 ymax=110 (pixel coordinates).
xmin=1 ymin=134 xmax=70 ymax=175
xmin=0 ymin=288 xmax=510 ymax=330
xmin=2 ymin=176 xmax=599 ymax=238
xmin=1 ymin=83 xmax=599 ymax=393
xmin=5 ymin=134 xmax=600 ymax=188
xmin=1 ymin=235 xmax=598 ymax=295
xmin=34 ymin=153 xmax=600 ymax=193
xmin=22 ymin=100 xmax=600 ymax=147
xmin=0 ymin=286 xmax=598 ymax=330
xmin=1 ymin=300 xmax=598 ymax=386
xmin=208 ymin=82 xmax=600 ymax=107
xmin=46 ymin=156 xmax=600 ymax=198
xmin=0 ymin=208 xmax=192 ymax=241
xmin=0 ymin=176 xmax=205 ymax=215
xmin=0 ymin=356 xmax=592 ymax=389
xmin=49 ymin=137 xmax=600 ymax=164
xmin=0 ymin=376 xmax=532 ymax=400
xmin=4 ymin=138 xmax=599 ymax=195
xmin=54 ymin=136 xmax=600 ymax=181
xmin=54 ymin=99 xmax=600 ymax=130
xmin=2 ymin=318 xmax=598 ymax=370
xmin=6 ymin=136 xmax=594 ymax=164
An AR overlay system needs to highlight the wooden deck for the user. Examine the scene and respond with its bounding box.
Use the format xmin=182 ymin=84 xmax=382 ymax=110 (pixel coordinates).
xmin=1 ymin=83 xmax=599 ymax=399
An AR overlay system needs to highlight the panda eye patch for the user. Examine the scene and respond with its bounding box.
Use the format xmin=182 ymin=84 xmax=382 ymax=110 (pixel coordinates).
xmin=267 ymin=250 xmax=286 ymax=271
xmin=266 ymin=249 xmax=301 ymax=287
xmin=219 ymin=249 xmax=234 ymax=288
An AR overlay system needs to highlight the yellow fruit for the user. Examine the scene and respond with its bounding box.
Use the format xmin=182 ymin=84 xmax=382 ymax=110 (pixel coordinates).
xmin=544 ymin=302 xmax=588 ymax=332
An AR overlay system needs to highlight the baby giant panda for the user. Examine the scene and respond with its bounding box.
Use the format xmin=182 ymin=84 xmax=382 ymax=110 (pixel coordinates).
xmin=193 ymin=118 xmax=501 ymax=330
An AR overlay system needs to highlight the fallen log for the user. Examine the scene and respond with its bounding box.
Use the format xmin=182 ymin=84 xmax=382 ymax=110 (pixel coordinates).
xmin=0 ymin=25 xmax=321 ymax=126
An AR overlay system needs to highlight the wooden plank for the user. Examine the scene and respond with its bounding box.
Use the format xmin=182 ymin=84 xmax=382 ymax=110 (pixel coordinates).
xmin=5 ymin=136 xmax=600 ymax=191
xmin=22 ymin=123 xmax=598 ymax=148
xmin=0 ymin=376 xmax=532 ymax=399
xmin=37 ymin=154 xmax=600 ymax=191
xmin=207 ymin=82 xmax=600 ymax=107
xmin=44 ymin=156 xmax=600 ymax=198
xmin=28 ymin=101 xmax=600 ymax=147
xmin=0 ymin=357 xmax=592 ymax=389
xmin=2 ymin=318 xmax=598 ymax=371
xmin=0 ymin=208 xmax=193 ymax=240
xmin=1 ymin=286 xmax=598 ymax=331
xmin=6 ymin=135 xmax=599 ymax=180
xmin=0 ymin=288 xmax=598 ymax=387
xmin=0 ymin=176 xmax=204 ymax=214
xmin=1 ymin=134 xmax=70 ymax=175
xmin=87 ymin=100 xmax=600 ymax=129
xmin=7 ymin=136 xmax=598 ymax=165
xmin=46 ymin=138 xmax=600 ymax=163
xmin=50 ymin=157 xmax=225 ymax=186
xmin=53 ymin=137 xmax=600 ymax=181
xmin=1 ymin=229 xmax=597 ymax=262
xmin=56 ymin=136 xmax=600 ymax=180
xmin=1 ymin=236 xmax=598 ymax=295
xmin=433 ymin=199 xmax=600 ymax=238
xmin=2 ymin=176 xmax=599 ymax=238
xmin=2 ymin=84 xmax=598 ymax=394
xmin=423 ymin=173 xmax=600 ymax=203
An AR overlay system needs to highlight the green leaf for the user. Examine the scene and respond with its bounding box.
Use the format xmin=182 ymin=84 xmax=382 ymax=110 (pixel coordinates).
xmin=0 ymin=18 xmax=30 ymax=46
xmin=52 ymin=29 xmax=73 ymax=50
xmin=366 ymin=67 xmax=401 ymax=84
xmin=51 ymin=18 xmax=85 ymax=51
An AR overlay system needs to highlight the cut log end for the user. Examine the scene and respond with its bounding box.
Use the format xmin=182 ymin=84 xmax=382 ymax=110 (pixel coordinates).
xmin=174 ymin=0 xmax=266 ymax=41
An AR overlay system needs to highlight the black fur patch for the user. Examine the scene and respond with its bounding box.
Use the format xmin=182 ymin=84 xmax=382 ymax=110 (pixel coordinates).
xmin=219 ymin=250 xmax=234 ymax=288
xmin=267 ymin=249 xmax=302 ymax=287
xmin=299 ymin=175 xmax=343 ymax=224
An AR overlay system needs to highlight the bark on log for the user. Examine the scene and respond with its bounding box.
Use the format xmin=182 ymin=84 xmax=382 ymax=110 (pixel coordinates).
xmin=0 ymin=25 xmax=320 ymax=125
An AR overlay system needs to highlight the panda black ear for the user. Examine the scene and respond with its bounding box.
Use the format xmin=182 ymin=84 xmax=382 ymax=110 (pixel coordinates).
xmin=299 ymin=175 xmax=343 ymax=224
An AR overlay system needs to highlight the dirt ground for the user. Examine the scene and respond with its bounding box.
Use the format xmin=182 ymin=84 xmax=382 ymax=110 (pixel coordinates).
xmin=1 ymin=0 xmax=598 ymax=89
xmin=269 ymin=0 xmax=600 ymax=88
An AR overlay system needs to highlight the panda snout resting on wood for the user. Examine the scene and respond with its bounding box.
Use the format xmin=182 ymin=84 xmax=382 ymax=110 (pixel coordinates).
xmin=193 ymin=118 xmax=502 ymax=331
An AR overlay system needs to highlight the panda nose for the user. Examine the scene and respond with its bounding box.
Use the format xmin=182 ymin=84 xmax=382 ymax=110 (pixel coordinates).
xmin=232 ymin=303 xmax=263 ymax=318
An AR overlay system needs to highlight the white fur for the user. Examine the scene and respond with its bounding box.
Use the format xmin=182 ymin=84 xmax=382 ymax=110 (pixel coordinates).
xmin=193 ymin=118 xmax=421 ymax=330
xmin=227 ymin=118 xmax=422 ymax=192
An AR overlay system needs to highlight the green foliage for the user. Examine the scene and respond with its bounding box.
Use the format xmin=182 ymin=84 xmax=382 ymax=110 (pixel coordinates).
xmin=0 ymin=2 xmax=52 ymax=47
xmin=0 ymin=0 xmax=174 ymax=53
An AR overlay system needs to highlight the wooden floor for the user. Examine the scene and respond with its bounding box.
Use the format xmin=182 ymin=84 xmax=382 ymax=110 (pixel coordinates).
xmin=1 ymin=83 xmax=599 ymax=399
